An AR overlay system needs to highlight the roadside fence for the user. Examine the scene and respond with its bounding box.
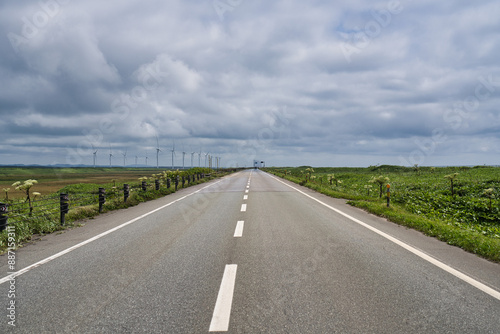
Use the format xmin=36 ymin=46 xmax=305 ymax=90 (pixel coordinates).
xmin=0 ymin=173 xmax=215 ymax=231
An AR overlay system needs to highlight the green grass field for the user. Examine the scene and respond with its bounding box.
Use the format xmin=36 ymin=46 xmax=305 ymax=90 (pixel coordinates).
xmin=265 ymin=165 xmax=500 ymax=262
xmin=0 ymin=167 xmax=174 ymax=200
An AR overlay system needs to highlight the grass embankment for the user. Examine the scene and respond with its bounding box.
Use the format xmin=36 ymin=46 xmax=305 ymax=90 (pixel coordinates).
xmin=265 ymin=166 xmax=500 ymax=262
xmin=0 ymin=167 xmax=234 ymax=253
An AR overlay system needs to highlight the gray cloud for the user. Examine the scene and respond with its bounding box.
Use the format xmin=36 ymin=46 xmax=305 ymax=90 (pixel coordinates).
xmin=0 ymin=0 xmax=499 ymax=167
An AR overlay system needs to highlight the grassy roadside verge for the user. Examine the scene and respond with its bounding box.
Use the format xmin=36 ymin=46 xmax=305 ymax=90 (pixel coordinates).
xmin=0 ymin=170 xmax=235 ymax=254
xmin=266 ymin=170 xmax=500 ymax=262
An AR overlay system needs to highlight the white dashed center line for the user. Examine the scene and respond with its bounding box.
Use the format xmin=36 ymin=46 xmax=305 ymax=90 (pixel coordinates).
xmin=234 ymin=221 xmax=244 ymax=237
xmin=209 ymin=264 xmax=238 ymax=332
xmin=209 ymin=174 xmax=252 ymax=331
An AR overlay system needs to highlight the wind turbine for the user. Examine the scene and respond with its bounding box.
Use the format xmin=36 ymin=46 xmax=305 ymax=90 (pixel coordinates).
xmin=122 ymin=149 xmax=127 ymax=167
xmin=155 ymin=136 xmax=161 ymax=169
xmin=145 ymin=152 xmax=149 ymax=166
xmin=109 ymin=145 xmax=113 ymax=167
xmin=135 ymin=155 xmax=138 ymax=166
xmin=204 ymin=152 xmax=209 ymax=167
xmin=91 ymin=144 xmax=98 ymax=168
xmin=198 ymin=150 xmax=202 ymax=167
xmin=170 ymin=140 xmax=176 ymax=170
xmin=182 ymin=145 xmax=186 ymax=169
xmin=190 ymin=149 xmax=195 ymax=168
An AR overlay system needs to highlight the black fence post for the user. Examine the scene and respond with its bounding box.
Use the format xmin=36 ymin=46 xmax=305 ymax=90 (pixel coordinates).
xmin=141 ymin=181 xmax=147 ymax=191
xmin=155 ymin=179 xmax=160 ymax=191
xmin=124 ymin=184 xmax=129 ymax=202
xmin=386 ymin=184 xmax=391 ymax=207
xmin=60 ymin=193 xmax=69 ymax=225
xmin=167 ymin=178 xmax=171 ymax=189
xmin=182 ymin=176 xmax=185 ymax=188
xmin=0 ymin=203 xmax=8 ymax=232
xmin=175 ymin=176 xmax=179 ymax=191
xmin=99 ymin=188 xmax=106 ymax=213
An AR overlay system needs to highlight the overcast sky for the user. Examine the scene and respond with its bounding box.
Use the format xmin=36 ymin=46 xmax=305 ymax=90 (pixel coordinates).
xmin=1 ymin=0 xmax=499 ymax=167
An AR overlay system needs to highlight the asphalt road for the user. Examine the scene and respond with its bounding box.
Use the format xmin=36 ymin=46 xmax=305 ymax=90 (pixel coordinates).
xmin=1 ymin=169 xmax=499 ymax=333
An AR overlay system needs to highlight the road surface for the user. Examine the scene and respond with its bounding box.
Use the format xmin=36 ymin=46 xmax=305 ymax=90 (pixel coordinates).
xmin=1 ymin=169 xmax=499 ymax=333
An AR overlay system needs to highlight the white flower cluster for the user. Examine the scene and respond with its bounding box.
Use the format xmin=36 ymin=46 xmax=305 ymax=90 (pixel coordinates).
xmin=12 ymin=179 xmax=38 ymax=191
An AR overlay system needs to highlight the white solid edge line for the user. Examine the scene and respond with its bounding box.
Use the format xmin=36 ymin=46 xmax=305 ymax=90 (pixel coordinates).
xmin=267 ymin=173 xmax=500 ymax=302
xmin=0 ymin=179 xmax=225 ymax=285
xmin=234 ymin=221 xmax=244 ymax=238
xmin=209 ymin=264 xmax=238 ymax=332
xmin=240 ymin=204 xmax=247 ymax=212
